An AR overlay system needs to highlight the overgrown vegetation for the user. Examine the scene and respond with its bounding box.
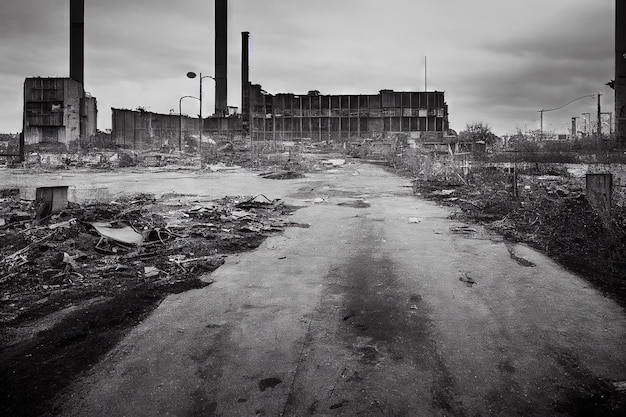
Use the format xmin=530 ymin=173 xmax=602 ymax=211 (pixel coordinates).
xmin=354 ymin=138 xmax=626 ymax=309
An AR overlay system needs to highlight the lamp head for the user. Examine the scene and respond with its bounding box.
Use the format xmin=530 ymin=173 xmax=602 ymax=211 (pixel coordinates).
xmin=186 ymin=72 xmax=197 ymax=79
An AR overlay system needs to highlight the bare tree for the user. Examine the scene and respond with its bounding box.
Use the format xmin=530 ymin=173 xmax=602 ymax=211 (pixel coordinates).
xmin=458 ymin=122 xmax=498 ymax=145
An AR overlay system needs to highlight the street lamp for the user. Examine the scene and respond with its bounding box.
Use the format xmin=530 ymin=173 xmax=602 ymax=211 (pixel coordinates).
xmin=538 ymin=94 xmax=595 ymax=140
xmin=186 ymin=72 xmax=215 ymax=164
xmin=179 ymin=95 xmax=199 ymax=152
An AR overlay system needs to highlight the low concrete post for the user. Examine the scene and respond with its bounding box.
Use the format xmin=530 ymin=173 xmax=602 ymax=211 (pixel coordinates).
xmin=35 ymin=186 xmax=69 ymax=219
xmin=586 ymin=173 xmax=612 ymax=226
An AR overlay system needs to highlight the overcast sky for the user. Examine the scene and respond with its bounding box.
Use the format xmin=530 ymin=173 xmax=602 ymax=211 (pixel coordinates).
xmin=0 ymin=0 xmax=615 ymax=135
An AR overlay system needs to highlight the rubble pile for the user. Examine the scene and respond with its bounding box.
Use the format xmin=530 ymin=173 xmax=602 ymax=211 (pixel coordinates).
xmin=490 ymin=193 xmax=626 ymax=295
xmin=0 ymin=192 xmax=298 ymax=324
xmin=413 ymin=169 xmax=626 ymax=307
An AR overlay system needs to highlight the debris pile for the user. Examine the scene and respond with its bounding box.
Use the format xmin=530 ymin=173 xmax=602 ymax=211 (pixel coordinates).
xmin=413 ymin=169 xmax=626 ymax=307
xmin=0 ymin=192 xmax=298 ymax=324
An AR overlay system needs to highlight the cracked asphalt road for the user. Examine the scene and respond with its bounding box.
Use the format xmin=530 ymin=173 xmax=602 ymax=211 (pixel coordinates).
xmin=50 ymin=160 xmax=625 ymax=416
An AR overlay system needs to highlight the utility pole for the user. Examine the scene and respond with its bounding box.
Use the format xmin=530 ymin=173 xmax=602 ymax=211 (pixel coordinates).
xmin=538 ymin=94 xmax=593 ymax=141
xmin=616 ymin=0 xmax=626 ymax=141
xmin=597 ymin=92 xmax=602 ymax=136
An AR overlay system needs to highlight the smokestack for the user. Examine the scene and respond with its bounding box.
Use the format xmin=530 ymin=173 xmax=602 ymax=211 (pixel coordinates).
xmin=616 ymin=0 xmax=626 ymax=140
xmin=215 ymin=0 xmax=228 ymax=116
xmin=242 ymin=31 xmax=250 ymax=129
xmin=69 ymin=0 xmax=84 ymax=84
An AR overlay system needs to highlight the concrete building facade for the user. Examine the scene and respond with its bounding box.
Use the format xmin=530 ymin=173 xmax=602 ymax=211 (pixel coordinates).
xmin=111 ymin=87 xmax=450 ymax=151
xmin=248 ymin=87 xmax=449 ymax=142
xmin=23 ymin=77 xmax=97 ymax=146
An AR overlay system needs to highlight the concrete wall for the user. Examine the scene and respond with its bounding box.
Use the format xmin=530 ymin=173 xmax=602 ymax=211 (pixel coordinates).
xmin=111 ymin=108 xmax=243 ymax=151
xmin=112 ymin=108 xmax=197 ymax=150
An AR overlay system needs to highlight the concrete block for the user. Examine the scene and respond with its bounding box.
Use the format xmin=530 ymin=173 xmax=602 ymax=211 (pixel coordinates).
xmin=586 ymin=173 xmax=612 ymax=222
xmin=35 ymin=186 xmax=69 ymax=215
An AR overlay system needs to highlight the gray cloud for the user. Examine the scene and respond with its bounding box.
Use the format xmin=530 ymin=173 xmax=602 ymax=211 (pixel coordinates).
xmin=444 ymin=2 xmax=614 ymax=133
xmin=0 ymin=0 xmax=617 ymax=135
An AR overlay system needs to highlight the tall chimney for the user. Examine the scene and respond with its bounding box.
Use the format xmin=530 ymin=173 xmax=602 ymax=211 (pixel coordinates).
xmin=616 ymin=0 xmax=626 ymax=141
xmin=215 ymin=0 xmax=228 ymax=116
xmin=242 ymin=31 xmax=250 ymax=130
xmin=70 ymin=0 xmax=84 ymax=84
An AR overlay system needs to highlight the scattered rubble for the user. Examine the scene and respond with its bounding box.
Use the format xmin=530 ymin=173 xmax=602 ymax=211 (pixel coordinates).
xmin=413 ymin=169 xmax=626 ymax=308
xmin=0 ymin=190 xmax=301 ymax=417
xmin=0 ymin=192 xmax=299 ymax=325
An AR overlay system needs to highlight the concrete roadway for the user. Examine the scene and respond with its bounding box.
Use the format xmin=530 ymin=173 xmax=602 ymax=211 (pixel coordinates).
xmin=50 ymin=161 xmax=625 ymax=416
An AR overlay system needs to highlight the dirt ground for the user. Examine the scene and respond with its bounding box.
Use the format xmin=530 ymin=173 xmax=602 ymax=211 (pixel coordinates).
xmin=1 ymin=152 xmax=625 ymax=416
xmin=0 ymin=184 xmax=303 ymax=416
xmin=50 ymin=159 xmax=626 ymax=417
xmin=411 ymin=168 xmax=626 ymax=310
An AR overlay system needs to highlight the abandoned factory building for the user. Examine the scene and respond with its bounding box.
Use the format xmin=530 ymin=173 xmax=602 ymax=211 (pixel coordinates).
xmin=112 ymin=88 xmax=450 ymax=151
xmin=247 ymin=87 xmax=449 ymax=141
xmin=23 ymin=77 xmax=97 ymax=146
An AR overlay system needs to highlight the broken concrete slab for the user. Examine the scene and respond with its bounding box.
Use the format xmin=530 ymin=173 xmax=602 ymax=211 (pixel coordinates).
xmin=322 ymin=158 xmax=346 ymax=166
xmin=90 ymin=222 xmax=144 ymax=246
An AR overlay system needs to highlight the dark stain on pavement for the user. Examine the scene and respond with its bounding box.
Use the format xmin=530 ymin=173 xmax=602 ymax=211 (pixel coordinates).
xmin=337 ymin=199 xmax=371 ymax=208
xmin=497 ymin=359 xmax=516 ymax=373
xmin=505 ymin=243 xmax=536 ymax=267
xmin=259 ymin=377 xmax=282 ymax=392
xmin=335 ymin=253 xmax=417 ymax=345
xmin=330 ymin=400 xmax=349 ymax=409
xmin=550 ymin=347 xmax=626 ymax=416
xmin=409 ymin=294 xmax=422 ymax=303
xmin=188 ymin=394 xmax=217 ymax=417
xmin=326 ymin=248 xmax=465 ymax=415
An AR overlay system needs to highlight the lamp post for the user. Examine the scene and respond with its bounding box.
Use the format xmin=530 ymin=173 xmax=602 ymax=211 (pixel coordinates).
xmin=179 ymin=95 xmax=199 ymax=152
xmin=186 ymin=72 xmax=215 ymax=164
xmin=538 ymin=94 xmax=595 ymax=140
